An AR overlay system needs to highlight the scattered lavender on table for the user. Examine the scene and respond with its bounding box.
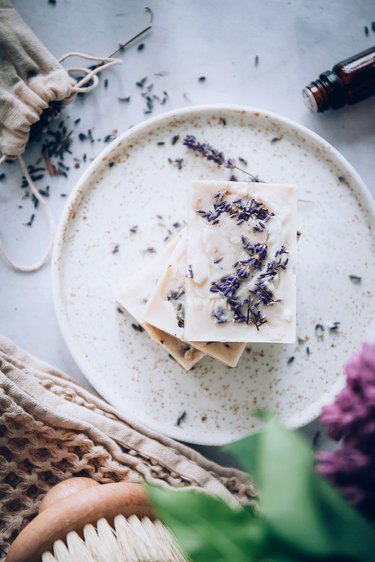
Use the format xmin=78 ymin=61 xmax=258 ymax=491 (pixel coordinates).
xmin=24 ymin=213 xmax=35 ymax=227
xmin=328 ymin=321 xmax=340 ymax=332
xmin=317 ymin=343 xmax=375 ymax=522
xmin=183 ymin=134 xmax=263 ymax=182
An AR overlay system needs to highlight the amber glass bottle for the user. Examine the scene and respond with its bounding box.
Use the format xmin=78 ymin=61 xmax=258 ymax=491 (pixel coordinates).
xmin=303 ymin=46 xmax=375 ymax=112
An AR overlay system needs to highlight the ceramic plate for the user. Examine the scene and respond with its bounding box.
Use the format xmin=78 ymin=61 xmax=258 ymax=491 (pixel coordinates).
xmin=52 ymin=105 xmax=375 ymax=445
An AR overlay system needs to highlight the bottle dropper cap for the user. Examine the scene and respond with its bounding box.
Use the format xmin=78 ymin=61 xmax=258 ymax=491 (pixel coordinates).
xmin=302 ymin=87 xmax=319 ymax=112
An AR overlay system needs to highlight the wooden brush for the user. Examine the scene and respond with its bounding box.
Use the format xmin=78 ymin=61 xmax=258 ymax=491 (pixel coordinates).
xmin=6 ymin=478 xmax=186 ymax=562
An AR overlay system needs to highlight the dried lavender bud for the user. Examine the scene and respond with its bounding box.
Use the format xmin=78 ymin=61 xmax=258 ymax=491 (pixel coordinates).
xmin=176 ymin=302 xmax=185 ymax=327
xmin=118 ymin=96 xmax=131 ymax=102
xmin=213 ymin=307 xmax=227 ymax=324
xmin=328 ymin=321 xmax=340 ymax=332
xmin=187 ymin=264 xmax=194 ymax=278
xmin=287 ymin=356 xmax=295 ymax=365
xmin=168 ymin=158 xmax=184 ymax=170
xmin=198 ymin=76 xmax=206 ymax=82
xmin=315 ymin=323 xmax=325 ymax=338
xmin=171 ymin=135 xmax=180 ymax=145
xmin=349 ymin=275 xmax=362 ymax=284
xmin=24 ymin=214 xmax=35 ymax=227
xmin=252 ymin=280 xmax=278 ymax=305
xmin=176 ymin=411 xmax=187 ymax=426
xmin=167 ymin=287 xmax=185 ymax=301
xmin=131 ymin=323 xmax=144 ymax=332
xmin=136 ymin=77 xmax=147 ymax=88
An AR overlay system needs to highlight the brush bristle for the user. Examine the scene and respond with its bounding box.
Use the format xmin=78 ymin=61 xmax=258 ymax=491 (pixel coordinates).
xmin=41 ymin=515 xmax=186 ymax=562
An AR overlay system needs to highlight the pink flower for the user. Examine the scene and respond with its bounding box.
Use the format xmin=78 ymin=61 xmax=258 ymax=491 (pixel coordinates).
xmin=317 ymin=343 xmax=375 ymax=521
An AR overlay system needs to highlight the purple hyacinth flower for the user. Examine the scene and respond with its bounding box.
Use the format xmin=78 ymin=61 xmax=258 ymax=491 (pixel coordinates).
xmin=317 ymin=342 xmax=375 ymax=522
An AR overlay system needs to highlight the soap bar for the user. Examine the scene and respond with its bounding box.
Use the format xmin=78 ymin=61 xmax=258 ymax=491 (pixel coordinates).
xmin=143 ymin=230 xmax=245 ymax=367
xmin=116 ymin=233 xmax=205 ymax=370
xmin=142 ymin=232 xmax=187 ymax=339
xmin=117 ymin=234 xmax=181 ymax=321
xmin=185 ymin=181 xmax=297 ymax=343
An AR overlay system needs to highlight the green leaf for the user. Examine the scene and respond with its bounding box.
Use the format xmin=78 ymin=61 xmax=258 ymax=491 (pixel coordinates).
xmin=147 ymin=484 xmax=267 ymax=562
xmin=223 ymin=431 xmax=261 ymax=484
xmin=257 ymin=418 xmax=375 ymax=561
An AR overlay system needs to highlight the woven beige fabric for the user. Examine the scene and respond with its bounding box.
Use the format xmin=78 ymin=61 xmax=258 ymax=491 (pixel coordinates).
xmin=0 ymin=336 xmax=256 ymax=559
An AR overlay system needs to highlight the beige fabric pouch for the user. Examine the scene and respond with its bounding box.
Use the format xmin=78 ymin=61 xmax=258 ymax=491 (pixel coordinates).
xmin=0 ymin=0 xmax=76 ymax=158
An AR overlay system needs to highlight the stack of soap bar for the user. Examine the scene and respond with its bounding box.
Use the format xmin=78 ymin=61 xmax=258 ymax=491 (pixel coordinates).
xmin=117 ymin=180 xmax=296 ymax=370
xmin=117 ymin=233 xmax=205 ymax=371
xmin=142 ymin=230 xmax=246 ymax=367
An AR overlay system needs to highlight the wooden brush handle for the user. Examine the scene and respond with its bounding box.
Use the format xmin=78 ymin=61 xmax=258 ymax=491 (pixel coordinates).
xmin=6 ymin=479 xmax=155 ymax=562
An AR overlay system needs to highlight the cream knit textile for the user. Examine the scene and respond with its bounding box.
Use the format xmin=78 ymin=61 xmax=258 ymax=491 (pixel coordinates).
xmin=0 ymin=0 xmax=75 ymax=158
xmin=0 ymin=336 xmax=256 ymax=559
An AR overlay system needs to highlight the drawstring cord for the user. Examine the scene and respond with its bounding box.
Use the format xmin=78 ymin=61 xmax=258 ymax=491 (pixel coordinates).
xmin=0 ymin=155 xmax=55 ymax=272
xmin=58 ymin=52 xmax=122 ymax=93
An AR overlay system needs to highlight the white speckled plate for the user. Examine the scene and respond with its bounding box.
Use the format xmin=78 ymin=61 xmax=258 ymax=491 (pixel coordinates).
xmin=52 ymin=105 xmax=375 ymax=445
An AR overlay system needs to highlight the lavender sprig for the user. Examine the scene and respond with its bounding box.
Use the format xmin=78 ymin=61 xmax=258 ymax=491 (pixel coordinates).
xmin=183 ymin=134 xmax=263 ymax=182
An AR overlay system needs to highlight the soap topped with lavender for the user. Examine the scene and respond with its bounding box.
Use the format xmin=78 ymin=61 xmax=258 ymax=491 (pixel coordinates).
xmin=185 ymin=181 xmax=297 ymax=343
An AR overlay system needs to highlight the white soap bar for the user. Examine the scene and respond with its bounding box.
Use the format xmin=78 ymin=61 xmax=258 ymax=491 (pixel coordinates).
xmin=185 ymin=181 xmax=297 ymax=343
xmin=116 ymin=233 xmax=205 ymax=371
xmin=143 ymin=231 xmax=245 ymax=367
xmin=117 ymin=234 xmax=181 ymax=321
xmin=142 ymin=232 xmax=187 ymax=339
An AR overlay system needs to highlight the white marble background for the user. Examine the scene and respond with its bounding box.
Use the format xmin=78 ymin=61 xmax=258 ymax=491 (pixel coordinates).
xmin=1 ymin=0 xmax=374 ymax=458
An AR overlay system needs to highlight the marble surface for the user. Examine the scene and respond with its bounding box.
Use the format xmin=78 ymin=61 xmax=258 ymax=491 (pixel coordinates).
xmin=1 ymin=0 xmax=374 ymax=459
